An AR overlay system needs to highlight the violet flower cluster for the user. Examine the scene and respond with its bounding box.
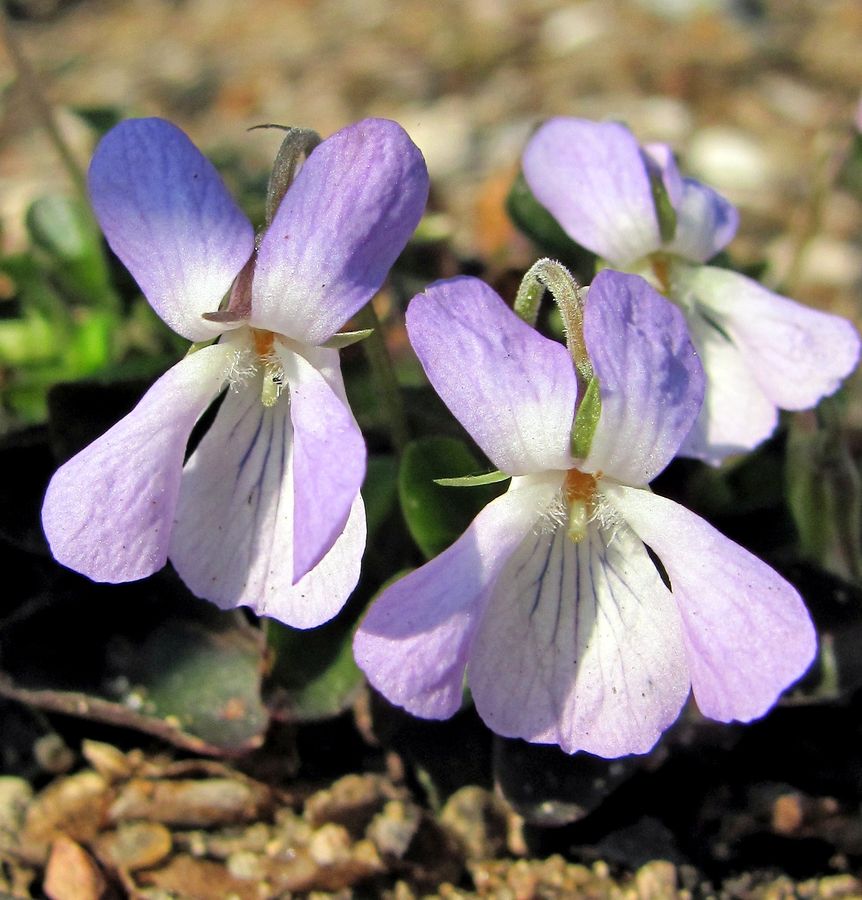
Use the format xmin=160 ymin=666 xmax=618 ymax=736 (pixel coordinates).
xmin=41 ymin=113 xmax=860 ymax=758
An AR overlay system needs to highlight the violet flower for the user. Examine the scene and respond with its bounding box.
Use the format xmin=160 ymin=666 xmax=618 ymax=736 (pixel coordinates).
xmin=354 ymin=271 xmax=815 ymax=757
xmin=42 ymin=117 xmax=429 ymax=627
xmin=522 ymin=117 xmax=859 ymax=464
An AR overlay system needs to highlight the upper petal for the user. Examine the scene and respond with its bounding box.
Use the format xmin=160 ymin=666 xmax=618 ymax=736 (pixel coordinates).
xmin=468 ymin=520 xmax=690 ymax=757
xmin=677 ymin=263 xmax=860 ymax=410
xmin=251 ymin=118 xmax=429 ymax=344
xmin=42 ymin=344 xmax=231 ymax=582
xmin=283 ymin=349 xmax=366 ymax=583
xmin=608 ymin=484 xmax=817 ymax=723
xmin=522 ymin=117 xmax=662 ymax=265
xmin=89 ymin=118 xmax=254 ymax=341
xmin=169 ymin=383 xmax=364 ymax=627
xmin=406 ymin=276 xmax=577 ymax=475
xmin=582 ymin=270 xmax=704 ymax=485
xmin=354 ymin=476 xmax=559 ymax=719
xmin=642 ymin=143 xmax=738 ymax=261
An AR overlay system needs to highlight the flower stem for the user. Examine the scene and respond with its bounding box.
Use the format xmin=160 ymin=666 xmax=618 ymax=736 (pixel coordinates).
xmin=354 ymin=300 xmax=410 ymax=455
xmin=0 ymin=8 xmax=88 ymax=205
xmin=515 ymin=257 xmax=592 ymax=385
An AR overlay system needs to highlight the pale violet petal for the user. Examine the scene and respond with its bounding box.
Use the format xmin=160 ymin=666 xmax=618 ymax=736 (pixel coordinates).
xmin=582 ymin=270 xmax=704 ymax=484
xmin=643 ymin=142 xmax=684 ymax=208
xmin=677 ymin=310 xmax=778 ymax=464
xmin=678 ymin=263 xmax=860 ymax=410
xmin=469 ymin=520 xmax=690 ymax=757
xmin=354 ymin=476 xmax=560 ymax=719
xmin=252 ymin=118 xmax=429 ymax=345
xmin=169 ymin=381 xmax=364 ymax=627
xmin=42 ymin=344 xmax=231 ymax=582
xmin=666 ymin=180 xmax=738 ymax=262
xmin=282 ymin=349 xmax=366 ymax=583
xmin=406 ymin=277 xmax=577 ymax=475
xmin=522 ymin=117 xmax=662 ymax=265
xmin=607 ymin=484 xmax=817 ymax=723
xmin=89 ymin=118 xmax=254 ymax=341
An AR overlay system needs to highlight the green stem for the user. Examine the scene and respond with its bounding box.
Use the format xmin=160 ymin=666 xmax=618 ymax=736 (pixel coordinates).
xmin=354 ymin=301 xmax=410 ymax=456
xmin=0 ymin=6 xmax=89 ymax=205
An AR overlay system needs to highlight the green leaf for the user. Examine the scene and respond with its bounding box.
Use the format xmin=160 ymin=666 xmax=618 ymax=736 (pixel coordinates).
xmin=399 ymin=436 xmax=506 ymax=558
xmin=26 ymin=195 xmax=116 ymax=308
xmin=506 ymin=170 xmax=595 ymax=276
xmin=786 ymin=400 xmax=862 ymax=582
xmin=363 ymin=454 xmax=399 ymax=538
xmin=570 ymin=376 xmax=602 ymax=459
xmin=265 ymin=616 xmax=363 ymax=722
xmin=434 ymin=470 xmax=510 ymax=488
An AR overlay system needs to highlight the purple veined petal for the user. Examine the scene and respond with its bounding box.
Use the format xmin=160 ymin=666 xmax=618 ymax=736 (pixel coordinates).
xmin=42 ymin=343 xmax=232 ymax=582
xmin=582 ymin=270 xmax=704 ymax=485
xmin=89 ymin=118 xmax=254 ymax=342
xmin=252 ymin=118 xmax=429 ymax=345
xmin=522 ymin=117 xmax=662 ymax=265
xmin=607 ymin=484 xmax=817 ymax=723
xmin=678 ymin=263 xmax=861 ymax=411
xmin=406 ymin=277 xmax=577 ymax=475
xmin=469 ymin=520 xmax=690 ymax=757
xmin=282 ymin=349 xmax=366 ymax=584
xmin=354 ymin=476 xmax=560 ymax=719
xmin=677 ymin=310 xmax=778 ymax=464
xmin=169 ymin=382 xmax=364 ymax=627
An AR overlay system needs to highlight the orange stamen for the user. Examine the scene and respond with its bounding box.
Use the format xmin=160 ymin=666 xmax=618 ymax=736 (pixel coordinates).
xmin=252 ymin=329 xmax=275 ymax=358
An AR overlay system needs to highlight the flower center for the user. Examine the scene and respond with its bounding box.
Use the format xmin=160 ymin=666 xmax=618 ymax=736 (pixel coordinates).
xmin=564 ymin=468 xmax=599 ymax=543
xmin=251 ymin=328 xmax=285 ymax=408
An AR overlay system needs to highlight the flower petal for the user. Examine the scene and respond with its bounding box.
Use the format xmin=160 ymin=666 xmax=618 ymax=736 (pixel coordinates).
xmin=607 ymin=484 xmax=817 ymax=722
xmin=252 ymin=118 xmax=429 ymax=345
xmin=582 ymin=270 xmax=704 ymax=484
xmin=89 ymin=118 xmax=254 ymax=341
xmin=677 ymin=263 xmax=860 ymax=410
xmin=354 ymin=476 xmax=559 ymax=719
xmin=469 ymin=521 xmax=689 ymax=757
xmin=283 ymin=349 xmax=366 ymax=583
xmin=406 ymin=277 xmax=577 ymax=475
xmin=643 ymin=143 xmax=738 ymax=261
xmin=169 ymin=384 xmax=364 ymax=627
xmin=677 ymin=311 xmax=778 ymax=464
xmin=522 ymin=117 xmax=661 ymax=265
xmin=42 ymin=344 xmax=231 ymax=582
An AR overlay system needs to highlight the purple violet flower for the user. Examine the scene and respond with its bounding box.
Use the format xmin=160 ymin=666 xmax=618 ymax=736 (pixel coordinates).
xmin=41 ymin=117 xmax=429 ymax=627
xmin=354 ymin=271 xmax=816 ymax=757
xmin=522 ymin=117 xmax=860 ymax=464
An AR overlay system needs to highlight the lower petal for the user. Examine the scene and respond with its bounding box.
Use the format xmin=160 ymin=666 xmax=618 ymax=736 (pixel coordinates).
xmin=354 ymin=477 xmax=558 ymax=719
xmin=169 ymin=385 xmax=364 ymax=627
xmin=607 ymin=484 xmax=817 ymax=723
xmin=283 ymin=350 xmax=366 ymax=583
xmin=469 ymin=520 xmax=690 ymax=757
xmin=41 ymin=344 xmax=230 ymax=582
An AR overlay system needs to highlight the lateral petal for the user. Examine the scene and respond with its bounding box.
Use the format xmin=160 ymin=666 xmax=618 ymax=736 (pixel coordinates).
xmin=522 ymin=117 xmax=662 ymax=265
xmin=677 ymin=310 xmax=778 ymax=464
xmin=583 ymin=270 xmax=704 ymax=484
xmin=89 ymin=118 xmax=254 ymax=341
xmin=354 ymin=476 xmax=559 ymax=719
xmin=42 ymin=344 xmax=231 ymax=582
xmin=469 ymin=521 xmax=689 ymax=757
xmin=406 ymin=277 xmax=578 ymax=475
xmin=676 ymin=263 xmax=860 ymax=411
xmin=283 ymin=349 xmax=366 ymax=583
xmin=169 ymin=384 xmax=364 ymax=627
xmin=607 ymin=484 xmax=817 ymax=723
xmin=252 ymin=118 xmax=429 ymax=345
